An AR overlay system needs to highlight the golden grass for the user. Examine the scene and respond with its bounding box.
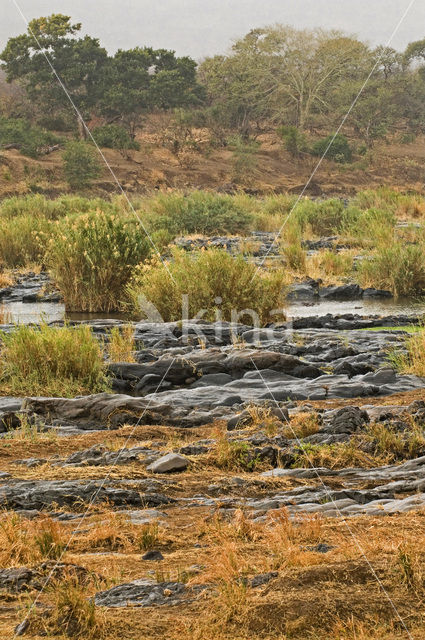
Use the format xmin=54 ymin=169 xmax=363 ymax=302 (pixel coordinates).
xmin=390 ymin=327 xmax=425 ymax=377
xmin=107 ymin=325 xmax=136 ymax=363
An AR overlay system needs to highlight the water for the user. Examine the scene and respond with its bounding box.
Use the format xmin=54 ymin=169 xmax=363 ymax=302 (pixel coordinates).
xmin=287 ymin=297 xmax=425 ymax=319
xmin=3 ymin=297 xmax=425 ymax=325
xmin=3 ymin=302 xmax=129 ymax=324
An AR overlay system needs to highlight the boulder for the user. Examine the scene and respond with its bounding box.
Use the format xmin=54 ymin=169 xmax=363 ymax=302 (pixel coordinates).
xmin=147 ymin=453 xmax=189 ymax=474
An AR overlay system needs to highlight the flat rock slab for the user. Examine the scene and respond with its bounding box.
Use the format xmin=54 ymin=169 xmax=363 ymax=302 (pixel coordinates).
xmin=95 ymin=579 xmax=190 ymax=607
xmin=0 ymin=480 xmax=174 ymax=511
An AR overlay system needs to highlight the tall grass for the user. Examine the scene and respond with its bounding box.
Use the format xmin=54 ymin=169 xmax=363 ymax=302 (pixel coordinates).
xmin=358 ymin=242 xmax=425 ymax=297
xmin=127 ymin=248 xmax=286 ymax=325
xmin=47 ymin=211 xmax=150 ymax=312
xmin=107 ymin=325 xmax=136 ymax=363
xmin=141 ymin=190 xmax=253 ymax=236
xmin=0 ymin=215 xmax=53 ymax=267
xmin=390 ymin=327 xmax=425 ymax=377
xmin=353 ymin=187 xmax=425 ymax=219
xmin=0 ymin=194 xmax=114 ymax=220
xmin=0 ymin=323 xmax=109 ymax=397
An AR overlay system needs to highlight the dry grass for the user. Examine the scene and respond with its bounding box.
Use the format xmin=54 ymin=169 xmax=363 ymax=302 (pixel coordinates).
xmin=76 ymin=512 xmax=161 ymax=553
xmin=0 ymin=513 xmax=66 ymax=565
xmin=0 ymin=303 xmax=11 ymax=324
xmin=0 ymin=322 xmax=109 ymax=397
xmin=107 ymin=325 xmax=136 ymax=363
xmin=390 ymin=327 xmax=425 ymax=377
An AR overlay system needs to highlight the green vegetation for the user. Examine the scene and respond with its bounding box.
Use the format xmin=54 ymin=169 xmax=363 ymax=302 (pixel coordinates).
xmin=142 ymin=190 xmax=253 ymax=236
xmin=91 ymin=124 xmax=140 ymax=151
xmin=0 ymin=322 xmax=109 ymax=397
xmin=62 ymin=141 xmax=102 ymax=190
xmin=0 ymin=117 xmax=60 ymax=158
xmin=358 ymin=243 xmax=425 ymax=297
xmin=0 ymin=215 xmax=52 ymax=267
xmin=127 ymin=248 xmax=286 ymax=324
xmin=389 ymin=326 xmax=425 ymax=377
xmin=47 ymin=211 xmax=150 ymax=312
xmin=311 ymin=134 xmax=352 ymax=163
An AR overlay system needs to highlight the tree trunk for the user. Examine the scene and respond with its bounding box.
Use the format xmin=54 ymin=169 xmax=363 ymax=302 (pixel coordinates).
xmin=77 ymin=117 xmax=87 ymax=140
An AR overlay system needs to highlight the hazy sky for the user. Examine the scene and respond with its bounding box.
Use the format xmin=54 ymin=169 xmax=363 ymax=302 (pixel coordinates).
xmin=1 ymin=0 xmax=425 ymax=59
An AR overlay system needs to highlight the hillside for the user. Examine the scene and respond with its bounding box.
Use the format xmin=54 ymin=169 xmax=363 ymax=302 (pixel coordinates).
xmin=1 ymin=124 xmax=425 ymax=199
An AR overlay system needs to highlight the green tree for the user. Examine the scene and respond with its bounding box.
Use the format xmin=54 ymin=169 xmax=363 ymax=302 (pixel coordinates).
xmin=99 ymin=47 xmax=204 ymax=137
xmin=0 ymin=15 xmax=108 ymax=136
xmin=199 ymin=26 xmax=371 ymax=135
xmin=62 ymin=141 xmax=101 ymax=190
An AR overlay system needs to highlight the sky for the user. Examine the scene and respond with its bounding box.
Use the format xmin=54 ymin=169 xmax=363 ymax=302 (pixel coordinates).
xmin=1 ymin=0 xmax=425 ymax=60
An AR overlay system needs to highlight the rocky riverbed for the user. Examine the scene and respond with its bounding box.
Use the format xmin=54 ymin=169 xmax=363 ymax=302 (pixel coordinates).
xmin=2 ymin=310 xmax=425 ymax=635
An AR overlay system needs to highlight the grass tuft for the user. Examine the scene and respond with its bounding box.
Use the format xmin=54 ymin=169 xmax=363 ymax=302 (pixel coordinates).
xmin=0 ymin=322 xmax=109 ymax=397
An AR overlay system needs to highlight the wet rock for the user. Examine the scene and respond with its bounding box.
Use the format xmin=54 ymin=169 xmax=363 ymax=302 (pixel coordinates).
xmin=319 ymin=284 xmax=363 ymax=300
xmin=147 ymin=453 xmax=189 ymax=473
xmin=362 ymin=288 xmax=392 ymax=298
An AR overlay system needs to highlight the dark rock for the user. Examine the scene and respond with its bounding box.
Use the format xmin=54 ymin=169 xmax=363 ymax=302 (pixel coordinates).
xmin=95 ymin=579 xmax=189 ymax=607
xmin=319 ymin=284 xmax=363 ymax=300
xmin=142 ymin=550 xmax=164 ymax=561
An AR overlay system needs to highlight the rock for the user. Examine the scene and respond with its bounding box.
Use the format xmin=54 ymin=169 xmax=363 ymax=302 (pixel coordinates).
xmin=95 ymin=579 xmax=189 ymax=607
xmin=142 ymin=550 xmax=164 ymax=561
xmin=362 ymin=288 xmax=392 ymax=298
xmin=0 ymin=480 xmax=175 ymax=511
xmin=319 ymin=284 xmax=363 ymax=300
xmin=147 ymin=453 xmax=189 ymax=474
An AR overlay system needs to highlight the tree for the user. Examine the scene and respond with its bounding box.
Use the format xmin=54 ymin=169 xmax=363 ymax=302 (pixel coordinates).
xmin=199 ymin=26 xmax=371 ymax=135
xmin=0 ymin=15 xmax=108 ymax=136
xmin=62 ymin=141 xmax=101 ymax=189
xmin=99 ymin=48 xmax=204 ymax=138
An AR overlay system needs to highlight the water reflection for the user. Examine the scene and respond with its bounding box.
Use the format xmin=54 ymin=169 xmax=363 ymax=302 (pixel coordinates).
xmin=2 ymin=297 xmax=424 ymax=325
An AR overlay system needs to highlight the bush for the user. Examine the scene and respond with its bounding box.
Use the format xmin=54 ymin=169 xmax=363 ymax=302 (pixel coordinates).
xmin=91 ymin=124 xmax=140 ymax=150
xmin=311 ymin=133 xmax=352 ymax=163
xmin=0 ymin=323 xmax=108 ymax=397
xmin=62 ymin=141 xmax=102 ymax=190
xmin=228 ymin=135 xmax=259 ymax=185
xmin=0 ymin=215 xmax=53 ymax=267
xmin=278 ymin=125 xmax=307 ymax=158
xmin=127 ymin=248 xmax=286 ymax=325
xmin=143 ymin=190 xmax=253 ymax=236
xmin=0 ymin=117 xmax=60 ymax=158
xmin=47 ymin=211 xmax=151 ymax=312
xmin=358 ymin=242 xmax=425 ymax=297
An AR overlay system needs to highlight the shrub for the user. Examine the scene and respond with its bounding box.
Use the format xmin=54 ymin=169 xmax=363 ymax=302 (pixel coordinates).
xmin=358 ymin=242 xmax=425 ymax=297
xmin=311 ymin=133 xmax=352 ymax=163
xmin=91 ymin=124 xmax=140 ymax=150
xmin=0 ymin=117 xmax=60 ymax=158
xmin=229 ymin=135 xmax=259 ymax=184
xmin=143 ymin=190 xmax=253 ymax=236
xmin=62 ymin=141 xmax=102 ymax=190
xmin=47 ymin=211 xmax=150 ymax=312
xmin=0 ymin=323 xmax=109 ymax=397
xmin=278 ymin=125 xmax=307 ymax=158
xmin=127 ymin=248 xmax=286 ymax=325
xmin=0 ymin=215 xmax=53 ymax=267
